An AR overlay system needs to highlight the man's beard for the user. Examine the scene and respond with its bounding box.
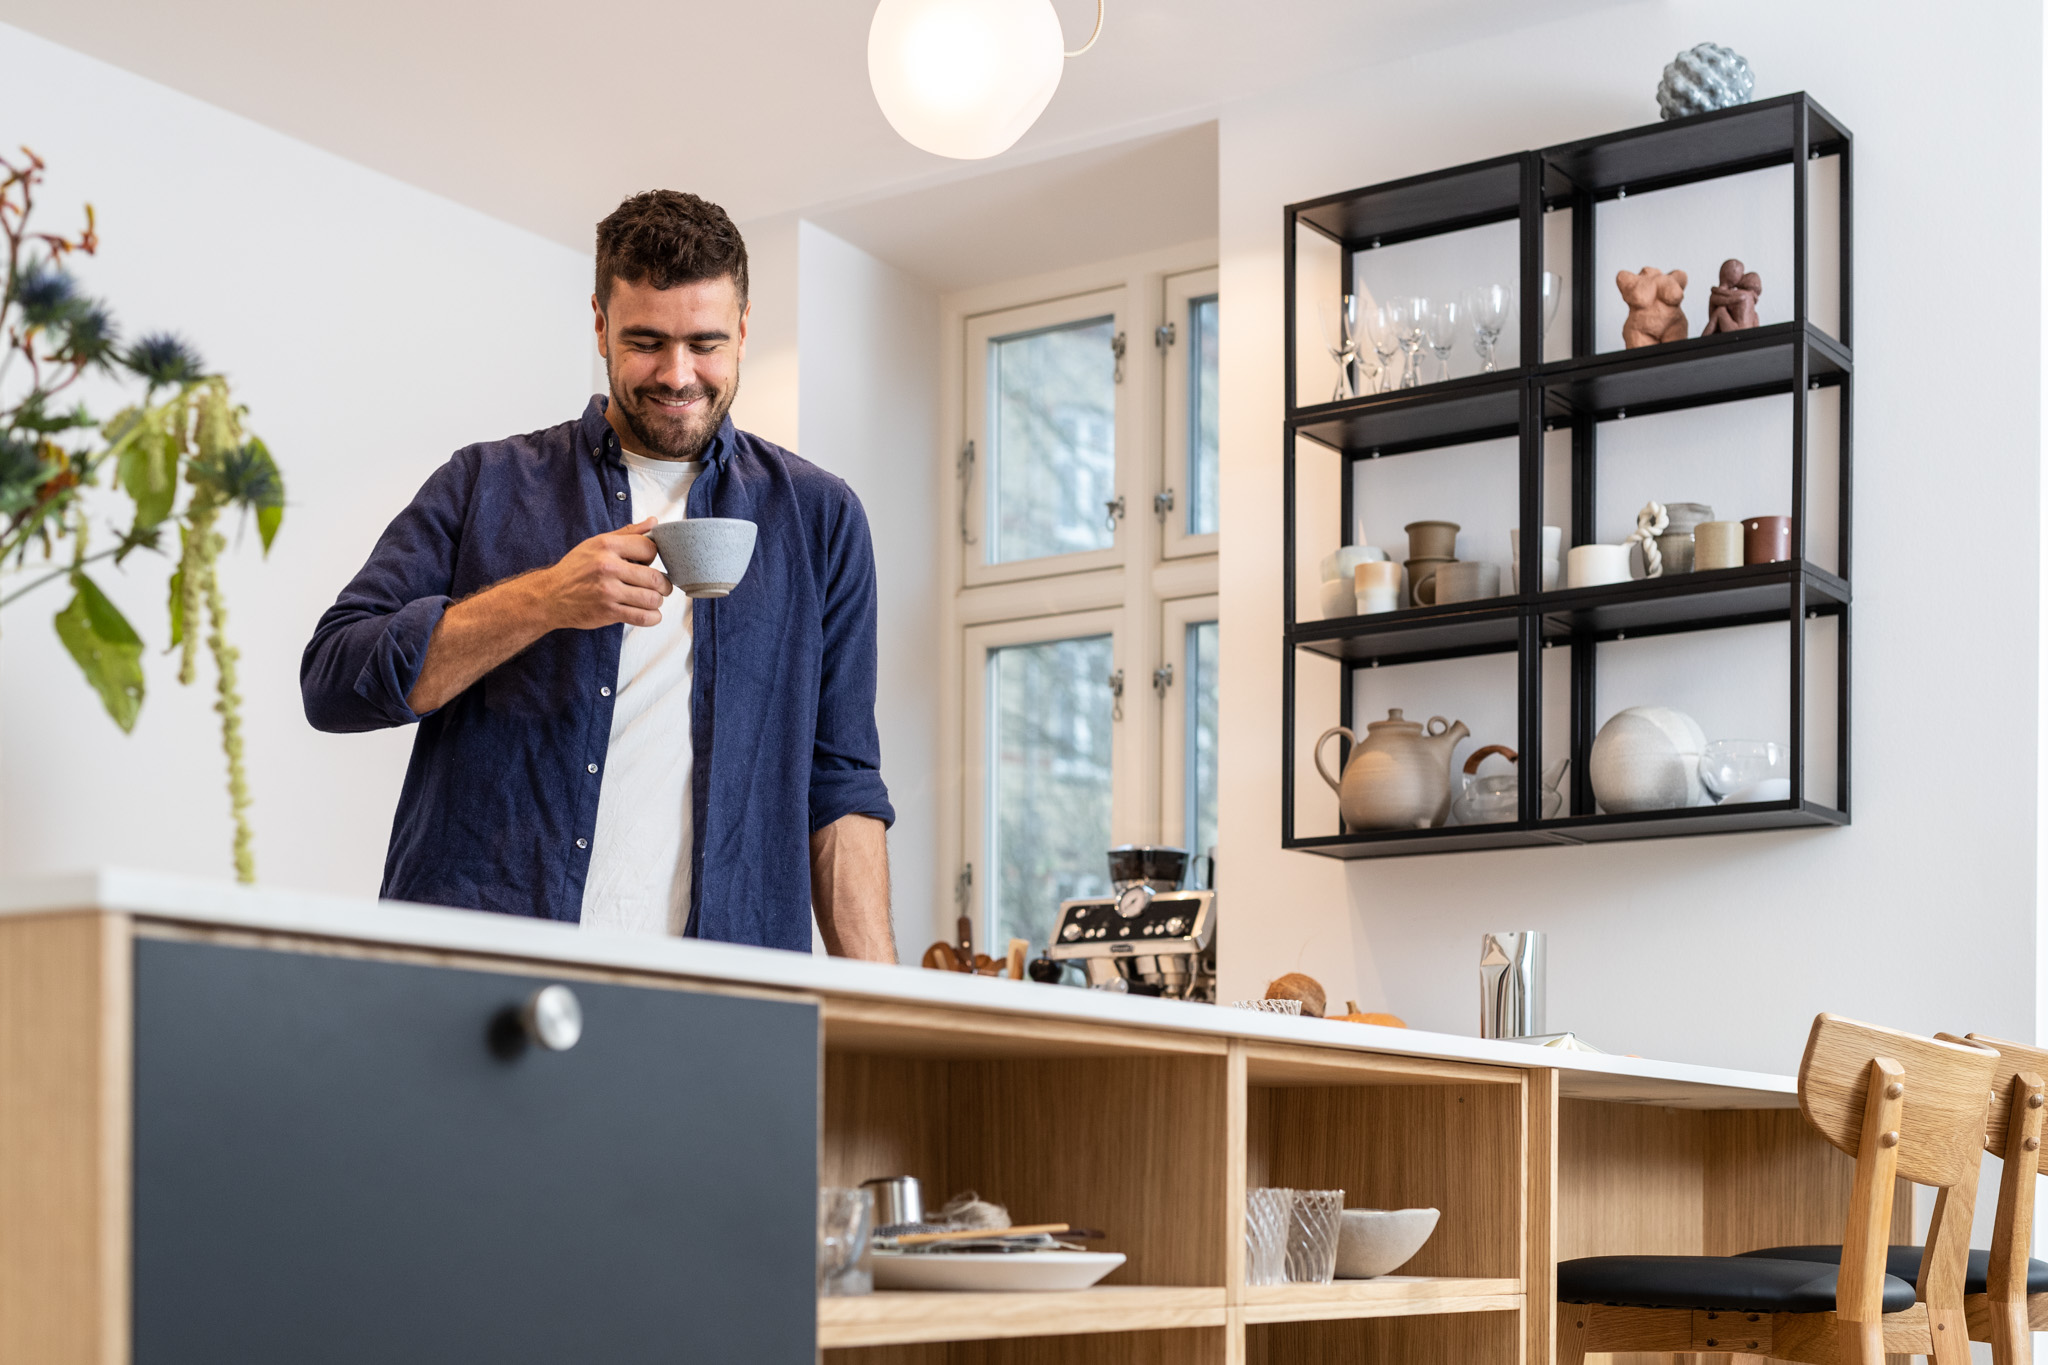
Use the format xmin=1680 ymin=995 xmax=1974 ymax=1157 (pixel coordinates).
xmin=606 ymin=359 xmax=739 ymax=461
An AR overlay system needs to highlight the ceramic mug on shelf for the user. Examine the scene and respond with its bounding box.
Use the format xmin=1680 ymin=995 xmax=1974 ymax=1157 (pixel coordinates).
xmin=1509 ymin=526 xmax=1563 ymax=593
xmin=1566 ymin=543 xmax=1631 ymax=588
xmin=1355 ymin=560 xmax=1402 ymax=614
xmin=1404 ymin=556 xmax=1452 ymax=607
xmin=1693 ymin=520 xmax=1744 ymax=570
xmin=1404 ymin=519 xmax=1460 ymax=560
xmin=1436 ymin=560 xmax=1501 ymax=604
xmin=1744 ymin=515 xmax=1792 ymax=564
xmin=1320 ymin=544 xmax=1388 ymax=582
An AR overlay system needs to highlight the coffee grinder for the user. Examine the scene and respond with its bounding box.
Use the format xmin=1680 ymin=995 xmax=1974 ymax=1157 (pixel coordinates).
xmin=1043 ymin=845 xmax=1216 ymax=1001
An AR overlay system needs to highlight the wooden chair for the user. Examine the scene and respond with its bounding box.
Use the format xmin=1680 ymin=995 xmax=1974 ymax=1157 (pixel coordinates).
xmin=1739 ymin=1033 xmax=2048 ymax=1365
xmin=1557 ymin=1014 xmax=2000 ymax=1365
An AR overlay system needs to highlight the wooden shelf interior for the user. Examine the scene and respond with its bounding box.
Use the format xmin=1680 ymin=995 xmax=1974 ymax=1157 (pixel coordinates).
xmin=1247 ymin=1305 xmax=1521 ymax=1365
xmin=825 ymin=1327 xmax=1227 ymax=1364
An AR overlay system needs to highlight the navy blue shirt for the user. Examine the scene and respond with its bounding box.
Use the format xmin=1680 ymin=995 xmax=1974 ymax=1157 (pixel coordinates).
xmin=301 ymin=397 xmax=893 ymax=951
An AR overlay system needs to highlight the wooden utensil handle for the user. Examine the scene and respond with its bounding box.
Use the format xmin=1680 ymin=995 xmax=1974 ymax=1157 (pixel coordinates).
xmin=893 ymin=1222 xmax=1070 ymax=1246
xmin=1462 ymin=744 xmax=1518 ymax=776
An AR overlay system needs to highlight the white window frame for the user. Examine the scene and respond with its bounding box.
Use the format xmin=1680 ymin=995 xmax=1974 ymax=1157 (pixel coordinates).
xmin=1158 ymin=594 xmax=1220 ymax=854
xmin=1161 ymin=268 xmax=1221 ymax=562
xmin=961 ymin=286 xmax=1130 ymax=588
xmin=933 ymin=240 xmax=1220 ymax=952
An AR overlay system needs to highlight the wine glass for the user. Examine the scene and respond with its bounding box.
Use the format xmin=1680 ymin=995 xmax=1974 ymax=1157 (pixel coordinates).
xmin=1363 ymin=301 xmax=1401 ymax=392
xmin=1425 ymin=299 xmax=1462 ymax=382
xmin=1389 ymin=297 xmax=1430 ymax=389
xmin=1466 ymin=284 xmax=1511 ymax=372
xmin=1317 ymin=293 xmax=1360 ymax=402
xmin=1541 ymin=270 xmax=1564 ymax=346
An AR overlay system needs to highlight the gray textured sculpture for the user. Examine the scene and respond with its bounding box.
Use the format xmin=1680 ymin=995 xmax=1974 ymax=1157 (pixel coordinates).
xmin=1656 ymin=43 xmax=1756 ymax=120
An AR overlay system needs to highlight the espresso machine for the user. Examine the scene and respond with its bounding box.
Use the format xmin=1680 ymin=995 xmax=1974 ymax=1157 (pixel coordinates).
xmin=1044 ymin=845 xmax=1216 ymax=1001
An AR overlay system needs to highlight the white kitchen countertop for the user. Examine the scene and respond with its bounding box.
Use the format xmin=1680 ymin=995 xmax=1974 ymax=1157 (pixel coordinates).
xmin=2 ymin=868 xmax=1796 ymax=1109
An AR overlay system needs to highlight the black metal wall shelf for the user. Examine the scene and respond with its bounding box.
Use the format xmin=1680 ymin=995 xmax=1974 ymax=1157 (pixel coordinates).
xmin=1280 ymin=92 xmax=1852 ymax=859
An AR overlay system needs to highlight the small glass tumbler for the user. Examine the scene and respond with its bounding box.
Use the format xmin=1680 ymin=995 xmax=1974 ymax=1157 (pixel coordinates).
xmin=819 ymin=1186 xmax=874 ymax=1297
xmin=1245 ymin=1187 xmax=1292 ymax=1286
xmin=1285 ymin=1189 xmax=1345 ymax=1284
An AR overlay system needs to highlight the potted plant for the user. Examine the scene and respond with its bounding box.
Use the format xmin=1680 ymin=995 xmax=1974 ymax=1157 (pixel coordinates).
xmin=0 ymin=148 xmax=285 ymax=882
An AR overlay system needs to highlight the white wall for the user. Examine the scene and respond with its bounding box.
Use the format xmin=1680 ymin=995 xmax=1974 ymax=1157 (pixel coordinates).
xmin=0 ymin=22 xmax=593 ymax=891
xmin=795 ymin=222 xmax=942 ymax=960
xmin=1216 ymin=0 xmax=2045 ymax=1073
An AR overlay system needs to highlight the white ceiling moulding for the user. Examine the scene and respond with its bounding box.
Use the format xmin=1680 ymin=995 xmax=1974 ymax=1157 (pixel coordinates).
xmin=867 ymin=0 xmax=1105 ymax=160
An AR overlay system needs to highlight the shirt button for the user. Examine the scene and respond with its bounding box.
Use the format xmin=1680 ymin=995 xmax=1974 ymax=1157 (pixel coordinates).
xmin=616 ymin=490 xmax=627 ymax=500
xmin=600 ymin=686 xmax=611 ymax=697
xmin=587 ymin=763 xmax=599 ymax=774
xmin=575 ymin=838 xmax=588 ymax=849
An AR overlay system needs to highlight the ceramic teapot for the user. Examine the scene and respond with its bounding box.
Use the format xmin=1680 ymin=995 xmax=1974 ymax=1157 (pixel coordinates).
xmin=1314 ymin=709 xmax=1471 ymax=831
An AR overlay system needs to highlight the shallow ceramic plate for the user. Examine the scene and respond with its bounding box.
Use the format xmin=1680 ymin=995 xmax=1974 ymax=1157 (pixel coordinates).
xmin=871 ymin=1250 xmax=1126 ymax=1292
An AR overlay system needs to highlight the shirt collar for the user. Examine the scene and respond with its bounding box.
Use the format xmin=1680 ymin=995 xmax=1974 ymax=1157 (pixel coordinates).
xmin=581 ymin=394 xmax=735 ymax=469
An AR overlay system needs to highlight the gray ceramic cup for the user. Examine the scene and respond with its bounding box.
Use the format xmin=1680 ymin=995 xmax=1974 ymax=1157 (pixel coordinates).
xmin=646 ymin=518 xmax=758 ymax=598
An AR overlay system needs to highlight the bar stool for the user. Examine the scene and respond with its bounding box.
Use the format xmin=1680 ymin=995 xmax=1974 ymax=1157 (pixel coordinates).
xmin=1740 ymin=1033 xmax=2048 ymax=1365
xmin=1557 ymin=1015 xmax=1999 ymax=1365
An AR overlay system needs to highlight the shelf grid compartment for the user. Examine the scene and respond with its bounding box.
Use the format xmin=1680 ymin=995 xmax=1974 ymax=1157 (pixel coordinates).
xmin=818 ymin=1001 xmax=1229 ymax=1353
xmin=1239 ymin=1047 xmax=1527 ymax=1327
xmin=1281 ymin=92 xmax=1851 ymax=858
xmin=825 ymin=1326 xmax=1228 ymax=1365
xmin=1248 ymin=1307 xmax=1522 ymax=1365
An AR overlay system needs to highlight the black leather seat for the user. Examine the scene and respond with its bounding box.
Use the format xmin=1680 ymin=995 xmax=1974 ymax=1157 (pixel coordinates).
xmin=1558 ymin=1255 xmax=1917 ymax=1314
xmin=1741 ymin=1245 xmax=2048 ymax=1297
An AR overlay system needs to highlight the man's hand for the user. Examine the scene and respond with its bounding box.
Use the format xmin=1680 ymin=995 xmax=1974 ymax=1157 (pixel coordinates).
xmin=811 ymin=814 xmax=895 ymax=963
xmin=405 ymin=518 xmax=672 ymax=714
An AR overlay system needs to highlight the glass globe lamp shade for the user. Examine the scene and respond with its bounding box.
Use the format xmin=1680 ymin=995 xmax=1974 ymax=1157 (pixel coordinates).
xmin=868 ymin=0 xmax=1066 ymax=160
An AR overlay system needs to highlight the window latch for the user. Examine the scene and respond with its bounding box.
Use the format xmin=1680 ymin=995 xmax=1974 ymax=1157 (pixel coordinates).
xmin=1111 ymin=331 xmax=1127 ymax=383
xmin=957 ymin=439 xmax=977 ymax=546
xmin=1155 ymin=321 xmax=1176 ymax=350
xmin=1107 ymin=669 xmax=1125 ymax=722
xmin=1103 ymin=494 xmax=1126 ymax=532
xmin=1152 ymin=662 xmax=1174 ymax=698
xmin=954 ymin=862 xmax=973 ymax=911
xmin=1154 ymin=489 xmax=1175 ymax=520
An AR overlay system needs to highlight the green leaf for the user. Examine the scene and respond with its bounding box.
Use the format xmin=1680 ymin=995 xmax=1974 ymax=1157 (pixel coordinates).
xmin=116 ymin=416 xmax=177 ymax=531
xmin=54 ymin=571 xmax=145 ymax=732
xmin=257 ymin=501 xmax=283 ymax=554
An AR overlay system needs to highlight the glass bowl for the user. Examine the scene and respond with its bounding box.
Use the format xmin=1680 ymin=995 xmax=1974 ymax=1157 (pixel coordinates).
xmin=1700 ymin=739 xmax=1790 ymax=803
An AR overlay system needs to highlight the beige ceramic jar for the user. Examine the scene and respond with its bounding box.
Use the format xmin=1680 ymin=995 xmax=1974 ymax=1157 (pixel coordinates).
xmin=1314 ymin=709 xmax=1471 ymax=830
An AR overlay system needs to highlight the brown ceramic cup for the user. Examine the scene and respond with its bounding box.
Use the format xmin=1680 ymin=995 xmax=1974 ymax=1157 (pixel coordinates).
xmin=1693 ymin=520 xmax=1744 ymax=570
xmin=1742 ymin=515 xmax=1792 ymax=564
xmin=1404 ymin=520 xmax=1460 ymax=561
xmin=1403 ymin=556 xmax=1453 ymax=607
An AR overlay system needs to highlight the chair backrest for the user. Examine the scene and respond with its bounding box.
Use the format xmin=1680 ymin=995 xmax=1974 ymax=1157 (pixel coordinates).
xmin=1799 ymin=1013 xmax=2000 ymax=1188
xmin=1967 ymin=1033 xmax=2048 ymax=1169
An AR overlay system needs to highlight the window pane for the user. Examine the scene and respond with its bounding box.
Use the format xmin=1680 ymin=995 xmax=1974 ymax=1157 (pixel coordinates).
xmin=989 ymin=317 xmax=1116 ymax=563
xmin=1185 ymin=620 xmax=1219 ymax=883
xmin=1187 ymin=295 xmax=1219 ymax=536
xmin=988 ymin=634 xmax=1114 ymax=950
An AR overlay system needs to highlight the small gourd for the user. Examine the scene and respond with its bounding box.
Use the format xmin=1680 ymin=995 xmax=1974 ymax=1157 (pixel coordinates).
xmin=1333 ymin=1000 xmax=1408 ymax=1028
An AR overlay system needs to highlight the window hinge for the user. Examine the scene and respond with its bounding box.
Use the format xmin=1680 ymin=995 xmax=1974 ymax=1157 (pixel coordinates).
xmin=1153 ymin=488 xmax=1175 ymax=520
xmin=1103 ymin=493 xmax=1126 ymax=532
xmin=1155 ymin=321 xmax=1176 ymax=349
xmin=1108 ymin=668 xmax=1125 ymax=721
xmin=954 ymin=862 xmax=973 ymax=911
xmin=1152 ymin=662 xmax=1174 ymax=698
xmin=1111 ymin=331 xmax=1127 ymax=383
xmin=957 ymin=439 xmax=977 ymax=545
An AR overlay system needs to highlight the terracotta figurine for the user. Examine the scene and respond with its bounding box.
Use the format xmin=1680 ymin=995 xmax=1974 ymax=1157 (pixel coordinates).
xmin=1617 ymin=267 xmax=1689 ymax=348
xmin=1700 ymin=258 xmax=1762 ymax=334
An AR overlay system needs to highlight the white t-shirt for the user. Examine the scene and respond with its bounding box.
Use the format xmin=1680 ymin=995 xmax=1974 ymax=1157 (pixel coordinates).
xmin=579 ymin=452 xmax=704 ymax=935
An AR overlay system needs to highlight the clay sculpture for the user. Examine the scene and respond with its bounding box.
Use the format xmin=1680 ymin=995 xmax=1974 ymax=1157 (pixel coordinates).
xmin=1617 ymin=266 xmax=1689 ymax=348
xmin=1700 ymin=258 xmax=1762 ymax=334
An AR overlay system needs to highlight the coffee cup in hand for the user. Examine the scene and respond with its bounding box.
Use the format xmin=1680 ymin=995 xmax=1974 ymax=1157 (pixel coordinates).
xmin=647 ymin=519 xmax=758 ymax=598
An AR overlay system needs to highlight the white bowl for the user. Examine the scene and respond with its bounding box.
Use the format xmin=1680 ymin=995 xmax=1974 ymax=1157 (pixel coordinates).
xmin=871 ymin=1249 xmax=1125 ymax=1292
xmin=1319 ymin=545 xmax=1388 ymax=582
xmin=1318 ymin=578 xmax=1358 ymax=619
xmin=1334 ymin=1207 xmax=1440 ymax=1279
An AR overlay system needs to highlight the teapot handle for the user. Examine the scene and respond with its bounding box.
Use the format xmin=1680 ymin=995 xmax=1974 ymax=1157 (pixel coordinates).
xmin=1462 ymin=743 xmax=1519 ymax=776
xmin=1312 ymin=726 xmax=1356 ymax=797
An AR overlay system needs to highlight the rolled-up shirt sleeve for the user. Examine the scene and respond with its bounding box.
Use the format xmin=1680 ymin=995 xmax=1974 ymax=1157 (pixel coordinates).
xmin=300 ymin=455 xmax=472 ymax=733
xmin=808 ymin=484 xmax=895 ymax=832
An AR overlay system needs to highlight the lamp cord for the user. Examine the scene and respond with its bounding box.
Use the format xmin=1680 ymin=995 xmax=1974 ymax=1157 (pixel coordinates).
xmin=1064 ymin=0 xmax=1104 ymax=57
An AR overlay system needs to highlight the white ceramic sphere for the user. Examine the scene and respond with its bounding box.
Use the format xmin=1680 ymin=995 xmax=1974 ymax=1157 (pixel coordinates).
xmin=1589 ymin=706 xmax=1706 ymax=812
xmin=868 ymin=0 xmax=1065 ymax=160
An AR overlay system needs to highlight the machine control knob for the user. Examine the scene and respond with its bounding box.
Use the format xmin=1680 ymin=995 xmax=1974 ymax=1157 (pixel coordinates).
xmin=520 ymin=985 xmax=584 ymax=1052
xmin=1119 ymin=926 xmax=1131 ymax=937
xmin=1061 ymin=922 xmax=1082 ymax=941
xmin=1165 ymin=916 xmax=1188 ymax=935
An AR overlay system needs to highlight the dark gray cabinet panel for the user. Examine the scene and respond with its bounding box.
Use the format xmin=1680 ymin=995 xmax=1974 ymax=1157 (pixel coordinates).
xmin=132 ymin=938 xmax=817 ymax=1364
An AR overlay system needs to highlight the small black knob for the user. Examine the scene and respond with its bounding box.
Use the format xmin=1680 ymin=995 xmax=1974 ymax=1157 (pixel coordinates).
xmin=1027 ymin=957 xmax=1065 ymax=984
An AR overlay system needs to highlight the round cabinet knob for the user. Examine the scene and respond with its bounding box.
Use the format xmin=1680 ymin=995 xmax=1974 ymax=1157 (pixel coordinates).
xmin=1061 ymin=922 xmax=1082 ymax=941
xmin=520 ymin=984 xmax=584 ymax=1051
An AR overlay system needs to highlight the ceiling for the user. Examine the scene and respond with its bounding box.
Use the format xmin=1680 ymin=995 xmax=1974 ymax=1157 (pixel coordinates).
xmin=0 ymin=0 xmax=1617 ymax=253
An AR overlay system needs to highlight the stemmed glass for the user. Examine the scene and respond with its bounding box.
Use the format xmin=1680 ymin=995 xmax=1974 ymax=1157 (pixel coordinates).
xmin=1389 ymin=297 xmax=1430 ymax=389
xmin=1317 ymin=293 xmax=1360 ymax=402
xmin=1363 ymin=302 xmax=1401 ymax=393
xmin=1425 ymin=299 xmax=1462 ymax=382
xmin=1466 ymin=284 xmax=1510 ymax=372
xmin=1541 ymin=271 xmax=1564 ymax=346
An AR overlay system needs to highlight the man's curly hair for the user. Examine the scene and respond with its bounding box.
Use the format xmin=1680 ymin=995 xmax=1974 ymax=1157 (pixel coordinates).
xmin=594 ymin=190 xmax=749 ymax=310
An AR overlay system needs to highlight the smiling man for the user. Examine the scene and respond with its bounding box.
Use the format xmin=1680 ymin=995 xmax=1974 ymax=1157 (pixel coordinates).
xmin=301 ymin=191 xmax=896 ymax=961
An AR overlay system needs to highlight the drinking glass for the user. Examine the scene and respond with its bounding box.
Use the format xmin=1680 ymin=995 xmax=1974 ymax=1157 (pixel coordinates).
xmin=1364 ymin=302 xmax=1401 ymax=392
xmin=1317 ymin=294 xmax=1360 ymax=402
xmin=1245 ymin=1187 xmax=1292 ymax=1286
xmin=819 ymin=1186 xmax=875 ymax=1296
xmin=1389 ymin=297 xmax=1430 ymax=389
xmin=1466 ymin=284 xmax=1510 ymax=372
xmin=1426 ymin=299 xmax=1462 ymax=382
xmin=1699 ymin=740 xmax=1790 ymax=804
xmin=1541 ymin=270 xmax=1564 ymax=344
xmin=1285 ymin=1189 xmax=1345 ymax=1284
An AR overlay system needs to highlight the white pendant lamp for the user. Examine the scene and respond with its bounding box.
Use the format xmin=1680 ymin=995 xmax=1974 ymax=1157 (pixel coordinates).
xmin=867 ymin=0 xmax=1103 ymax=160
